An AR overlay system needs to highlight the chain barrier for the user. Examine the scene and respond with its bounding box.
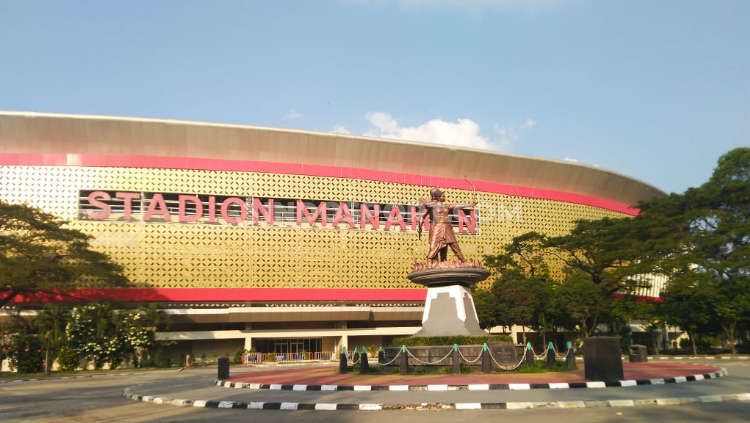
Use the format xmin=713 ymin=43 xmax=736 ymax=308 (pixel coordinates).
xmin=489 ymin=348 xmax=527 ymax=371
xmin=374 ymin=342 xmax=572 ymax=370
xmin=379 ymin=350 xmax=402 ymax=366
xmin=550 ymin=344 xmax=568 ymax=359
xmin=405 ymin=347 xmax=454 ymax=365
xmin=457 ymin=349 xmax=483 ymax=365
xmin=533 ymin=349 xmax=548 ymax=360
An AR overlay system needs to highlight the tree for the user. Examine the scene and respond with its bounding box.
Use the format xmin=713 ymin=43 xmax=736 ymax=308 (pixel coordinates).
xmin=65 ymin=303 xmax=162 ymax=369
xmin=472 ymin=288 xmax=497 ymax=330
xmin=4 ymin=329 xmax=44 ymax=373
xmin=640 ymin=148 xmax=750 ymax=353
xmin=119 ymin=306 xmax=161 ymax=367
xmin=549 ymin=271 xmax=610 ymax=339
xmin=483 ymin=232 xmax=555 ymax=343
xmin=660 ymin=271 xmax=718 ymax=355
xmin=684 ymin=148 xmax=750 ymax=353
xmin=0 ymin=200 xmax=129 ymax=307
xmin=66 ymin=303 xmax=125 ymax=369
xmin=35 ymin=304 xmax=70 ymax=374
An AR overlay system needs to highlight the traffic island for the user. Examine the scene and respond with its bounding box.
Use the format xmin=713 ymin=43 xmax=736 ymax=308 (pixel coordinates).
xmin=218 ymin=362 xmax=727 ymax=390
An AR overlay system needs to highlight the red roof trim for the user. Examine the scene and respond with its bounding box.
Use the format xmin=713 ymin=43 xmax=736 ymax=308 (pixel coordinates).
xmin=6 ymin=288 xmax=663 ymax=304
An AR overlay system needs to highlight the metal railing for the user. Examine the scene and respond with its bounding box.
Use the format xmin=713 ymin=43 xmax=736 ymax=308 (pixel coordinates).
xmin=245 ymin=351 xmax=336 ymax=364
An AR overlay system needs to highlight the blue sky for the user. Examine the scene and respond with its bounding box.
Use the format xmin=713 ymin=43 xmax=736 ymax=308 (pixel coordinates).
xmin=1 ymin=0 xmax=748 ymax=194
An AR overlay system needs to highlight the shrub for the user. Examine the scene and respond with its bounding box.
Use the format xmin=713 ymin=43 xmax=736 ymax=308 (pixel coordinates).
xmin=7 ymin=332 xmax=44 ymax=373
xmin=56 ymin=345 xmax=80 ymax=371
xmin=232 ymin=350 xmax=244 ymax=364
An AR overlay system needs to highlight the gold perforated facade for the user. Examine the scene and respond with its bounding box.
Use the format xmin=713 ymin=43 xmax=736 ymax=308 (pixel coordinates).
xmin=0 ymin=165 xmax=627 ymax=290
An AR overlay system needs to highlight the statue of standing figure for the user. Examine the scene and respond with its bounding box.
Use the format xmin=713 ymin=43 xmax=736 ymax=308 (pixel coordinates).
xmin=419 ymin=188 xmax=476 ymax=264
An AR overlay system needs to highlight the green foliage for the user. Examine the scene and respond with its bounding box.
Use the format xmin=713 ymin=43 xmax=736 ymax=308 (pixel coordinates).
xmin=5 ymin=330 xmax=44 ymax=373
xmin=472 ymin=288 xmax=497 ymax=329
xmin=488 ymin=270 xmax=552 ymax=331
xmin=65 ymin=303 xmax=161 ymax=369
xmin=389 ymin=335 xmax=511 ymax=346
xmin=0 ymin=200 xmax=129 ymax=307
xmin=549 ymin=272 xmax=609 ymax=336
xmin=480 ymin=148 xmax=750 ymax=352
xmin=66 ymin=304 xmax=123 ymax=369
xmin=515 ymin=361 xmax=569 ymax=373
xmin=56 ymin=345 xmax=80 ymax=371
xmin=34 ymin=304 xmax=70 ymax=373
xmin=643 ymin=148 xmax=750 ymax=353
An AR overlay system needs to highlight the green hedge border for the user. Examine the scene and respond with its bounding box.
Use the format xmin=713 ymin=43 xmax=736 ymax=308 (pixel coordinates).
xmin=389 ymin=335 xmax=513 ymax=347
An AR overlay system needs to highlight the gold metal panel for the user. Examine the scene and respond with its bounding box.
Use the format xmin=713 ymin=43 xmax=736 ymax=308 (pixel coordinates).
xmin=0 ymin=166 xmax=625 ymax=289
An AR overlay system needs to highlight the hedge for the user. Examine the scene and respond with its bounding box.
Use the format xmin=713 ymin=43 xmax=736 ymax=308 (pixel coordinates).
xmin=389 ymin=334 xmax=512 ymax=347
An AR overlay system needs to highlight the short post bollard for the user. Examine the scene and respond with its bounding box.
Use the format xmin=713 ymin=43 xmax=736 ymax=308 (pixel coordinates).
xmin=339 ymin=346 xmax=349 ymax=373
xmin=481 ymin=342 xmax=492 ymax=373
xmin=452 ymin=344 xmax=461 ymax=374
xmin=399 ymin=345 xmax=409 ymax=374
xmin=524 ymin=342 xmax=535 ymax=367
xmin=378 ymin=346 xmax=385 ymax=364
xmin=565 ymin=341 xmax=577 ymax=369
xmin=545 ymin=341 xmax=556 ymax=368
xmin=217 ymin=356 xmax=230 ymax=380
xmin=359 ymin=346 xmax=369 ymax=374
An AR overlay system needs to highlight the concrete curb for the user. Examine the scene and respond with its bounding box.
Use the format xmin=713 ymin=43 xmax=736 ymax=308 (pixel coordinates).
xmin=216 ymin=368 xmax=727 ymax=392
xmin=122 ymin=388 xmax=750 ymax=411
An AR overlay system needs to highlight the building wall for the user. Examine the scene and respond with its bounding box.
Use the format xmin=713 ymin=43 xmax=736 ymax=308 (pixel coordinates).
xmin=0 ymin=165 xmax=627 ymax=290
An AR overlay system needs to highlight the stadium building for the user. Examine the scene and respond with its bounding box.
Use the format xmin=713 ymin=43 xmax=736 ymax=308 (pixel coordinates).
xmin=0 ymin=112 xmax=664 ymax=361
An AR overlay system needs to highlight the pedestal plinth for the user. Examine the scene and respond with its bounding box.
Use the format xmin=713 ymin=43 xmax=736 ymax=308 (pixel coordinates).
xmin=407 ymin=265 xmax=489 ymax=337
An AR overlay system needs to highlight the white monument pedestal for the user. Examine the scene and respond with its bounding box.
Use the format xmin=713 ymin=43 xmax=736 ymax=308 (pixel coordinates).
xmin=407 ymin=266 xmax=489 ymax=337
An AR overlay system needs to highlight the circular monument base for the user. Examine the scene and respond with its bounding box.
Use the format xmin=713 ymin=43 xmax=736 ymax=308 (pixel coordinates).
xmin=407 ymin=266 xmax=489 ymax=288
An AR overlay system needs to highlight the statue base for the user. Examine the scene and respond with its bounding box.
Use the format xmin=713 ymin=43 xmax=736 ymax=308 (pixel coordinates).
xmin=407 ymin=264 xmax=489 ymax=337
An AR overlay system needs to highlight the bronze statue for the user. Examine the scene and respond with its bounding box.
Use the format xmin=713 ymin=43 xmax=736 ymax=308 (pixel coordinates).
xmin=419 ymin=188 xmax=475 ymax=264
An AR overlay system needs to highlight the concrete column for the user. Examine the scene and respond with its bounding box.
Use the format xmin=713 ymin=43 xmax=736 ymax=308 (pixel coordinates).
xmin=244 ymin=336 xmax=253 ymax=351
xmin=336 ymin=334 xmax=349 ymax=353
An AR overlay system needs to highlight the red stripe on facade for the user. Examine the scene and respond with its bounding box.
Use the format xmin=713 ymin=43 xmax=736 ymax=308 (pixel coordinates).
xmin=7 ymin=288 xmax=428 ymax=304
xmin=0 ymin=153 xmax=640 ymax=215
xmin=6 ymin=288 xmax=662 ymax=304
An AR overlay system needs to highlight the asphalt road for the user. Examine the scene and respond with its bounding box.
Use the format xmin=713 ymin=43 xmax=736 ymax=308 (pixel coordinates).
xmin=1 ymin=360 xmax=749 ymax=422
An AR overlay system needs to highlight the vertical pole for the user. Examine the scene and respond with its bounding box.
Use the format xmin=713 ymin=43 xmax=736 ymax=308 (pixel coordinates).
xmin=524 ymin=342 xmax=535 ymax=367
xmin=565 ymin=340 xmax=577 ymax=370
xmin=339 ymin=346 xmax=348 ymax=373
xmin=359 ymin=346 xmax=369 ymax=374
xmin=481 ymin=342 xmax=492 ymax=373
xmin=399 ymin=345 xmax=408 ymax=374
xmin=452 ymin=344 xmax=461 ymax=374
xmin=545 ymin=341 xmax=556 ymax=368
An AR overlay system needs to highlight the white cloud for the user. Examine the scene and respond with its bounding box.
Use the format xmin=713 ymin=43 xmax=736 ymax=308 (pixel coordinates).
xmin=521 ymin=118 xmax=536 ymax=129
xmin=563 ymin=157 xmax=579 ymax=163
xmin=330 ymin=124 xmax=351 ymax=135
xmin=493 ymin=125 xmax=517 ymax=151
xmin=284 ymin=109 xmax=303 ymax=120
xmin=363 ymin=112 xmax=491 ymax=150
